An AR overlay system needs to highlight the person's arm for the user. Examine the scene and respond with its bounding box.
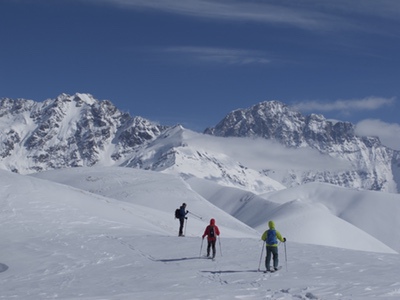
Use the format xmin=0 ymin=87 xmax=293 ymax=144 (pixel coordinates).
xmin=202 ymin=226 xmax=209 ymax=239
xmin=276 ymin=231 xmax=286 ymax=242
xmin=261 ymin=230 xmax=267 ymax=241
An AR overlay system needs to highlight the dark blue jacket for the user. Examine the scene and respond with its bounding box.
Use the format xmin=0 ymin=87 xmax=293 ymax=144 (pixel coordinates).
xmin=179 ymin=206 xmax=188 ymax=219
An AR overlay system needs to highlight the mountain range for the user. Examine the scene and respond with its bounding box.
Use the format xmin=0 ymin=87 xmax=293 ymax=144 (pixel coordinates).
xmin=1 ymin=93 xmax=399 ymax=194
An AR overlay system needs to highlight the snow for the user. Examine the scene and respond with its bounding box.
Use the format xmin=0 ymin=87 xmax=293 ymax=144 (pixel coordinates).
xmin=1 ymin=167 xmax=400 ymax=299
xmin=187 ymin=177 xmax=399 ymax=253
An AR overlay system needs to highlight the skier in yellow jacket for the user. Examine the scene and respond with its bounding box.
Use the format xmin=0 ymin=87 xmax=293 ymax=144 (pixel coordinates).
xmin=261 ymin=220 xmax=286 ymax=272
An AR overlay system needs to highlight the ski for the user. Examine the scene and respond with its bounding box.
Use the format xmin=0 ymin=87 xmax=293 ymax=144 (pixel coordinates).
xmin=263 ymin=266 xmax=282 ymax=273
xmin=201 ymin=255 xmax=215 ymax=260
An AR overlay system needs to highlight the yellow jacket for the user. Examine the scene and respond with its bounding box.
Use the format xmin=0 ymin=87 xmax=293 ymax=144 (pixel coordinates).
xmin=261 ymin=221 xmax=285 ymax=247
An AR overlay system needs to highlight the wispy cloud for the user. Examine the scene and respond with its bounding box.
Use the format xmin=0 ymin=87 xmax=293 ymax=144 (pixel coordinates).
xmin=187 ymin=134 xmax=351 ymax=172
xmin=164 ymin=46 xmax=270 ymax=65
xmin=88 ymin=0 xmax=400 ymax=33
xmin=355 ymin=119 xmax=400 ymax=151
xmin=292 ymin=97 xmax=399 ymax=150
xmin=91 ymin=0 xmax=323 ymax=30
xmin=292 ymin=97 xmax=395 ymax=113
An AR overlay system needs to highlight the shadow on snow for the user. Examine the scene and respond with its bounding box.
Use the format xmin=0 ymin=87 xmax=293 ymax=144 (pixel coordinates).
xmin=157 ymin=257 xmax=209 ymax=262
xmin=201 ymin=270 xmax=260 ymax=274
xmin=0 ymin=263 xmax=9 ymax=273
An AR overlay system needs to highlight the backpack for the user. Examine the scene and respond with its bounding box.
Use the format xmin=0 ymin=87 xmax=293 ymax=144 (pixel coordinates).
xmin=266 ymin=229 xmax=277 ymax=245
xmin=209 ymin=226 xmax=215 ymax=238
xmin=175 ymin=208 xmax=180 ymax=219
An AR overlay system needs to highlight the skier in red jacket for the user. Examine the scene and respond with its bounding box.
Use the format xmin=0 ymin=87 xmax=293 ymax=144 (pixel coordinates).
xmin=202 ymin=218 xmax=220 ymax=258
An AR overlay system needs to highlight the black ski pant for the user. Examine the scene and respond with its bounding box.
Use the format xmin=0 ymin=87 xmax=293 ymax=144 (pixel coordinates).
xmin=207 ymin=240 xmax=216 ymax=257
xmin=179 ymin=218 xmax=185 ymax=236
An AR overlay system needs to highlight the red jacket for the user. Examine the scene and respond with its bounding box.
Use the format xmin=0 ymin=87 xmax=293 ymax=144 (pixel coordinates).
xmin=202 ymin=218 xmax=220 ymax=241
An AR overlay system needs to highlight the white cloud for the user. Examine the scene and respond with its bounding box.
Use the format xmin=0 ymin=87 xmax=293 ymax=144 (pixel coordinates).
xmin=187 ymin=134 xmax=351 ymax=172
xmin=91 ymin=0 xmax=324 ymax=30
xmin=355 ymin=119 xmax=400 ymax=151
xmin=164 ymin=46 xmax=270 ymax=65
xmin=292 ymin=97 xmax=395 ymax=113
xmin=87 ymin=0 xmax=400 ymax=33
xmin=311 ymin=0 xmax=400 ymax=20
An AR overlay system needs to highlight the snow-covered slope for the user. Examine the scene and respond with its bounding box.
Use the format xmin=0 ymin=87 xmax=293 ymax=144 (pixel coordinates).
xmin=122 ymin=125 xmax=286 ymax=194
xmin=187 ymin=177 xmax=399 ymax=254
xmin=31 ymin=167 xmax=257 ymax=238
xmin=261 ymin=182 xmax=400 ymax=252
xmin=32 ymin=167 xmax=398 ymax=254
xmin=2 ymin=167 xmax=400 ymax=299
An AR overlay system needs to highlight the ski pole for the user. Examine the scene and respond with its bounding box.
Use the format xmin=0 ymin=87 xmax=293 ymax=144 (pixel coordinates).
xmin=218 ymin=236 xmax=223 ymax=257
xmin=188 ymin=211 xmax=203 ymax=220
xmin=258 ymin=240 xmax=265 ymax=271
xmin=199 ymin=238 xmax=204 ymax=258
xmin=284 ymin=241 xmax=288 ymax=272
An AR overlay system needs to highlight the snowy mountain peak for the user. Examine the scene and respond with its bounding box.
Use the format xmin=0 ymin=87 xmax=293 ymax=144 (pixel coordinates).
xmin=205 ymin=100 xmax=306 ymax=147
xmin=205 ymin=100 xmax=400 ymax=193
xmin=0 ymin=93 xmax=167 ymax=174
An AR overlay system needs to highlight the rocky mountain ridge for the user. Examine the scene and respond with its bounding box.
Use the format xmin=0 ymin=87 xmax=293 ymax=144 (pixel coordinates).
xmin=0 ymin=94 xmax=399 ymax=193
xmin=205 ymin=101 xmax=400 ymax=192
xmin=0 ymin=93 xmax=166 ymax=173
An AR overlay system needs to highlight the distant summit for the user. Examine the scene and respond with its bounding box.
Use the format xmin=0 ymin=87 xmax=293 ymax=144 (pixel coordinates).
xmin=205 ymin=100 xmax=400 ymax=193
xmin=0 ymin=93 xmax=167 ymax=173
xmin=205 ymin=100 xmax=355 ymax=148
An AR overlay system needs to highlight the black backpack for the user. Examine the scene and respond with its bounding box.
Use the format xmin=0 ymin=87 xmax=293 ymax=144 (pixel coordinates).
xmin=175 ymin=208 xmax=180 ymax=219
xmin=209 ymin=226 xmax=215 ymax=238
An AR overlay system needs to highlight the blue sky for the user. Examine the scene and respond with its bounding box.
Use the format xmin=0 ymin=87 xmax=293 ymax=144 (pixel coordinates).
xmin=1 ymin=0 xmax=400 ymax=149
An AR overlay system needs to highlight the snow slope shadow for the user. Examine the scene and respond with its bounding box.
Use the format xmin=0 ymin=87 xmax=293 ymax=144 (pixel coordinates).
xmin=0 ymin=263 xmax=9 ymax=273
xmin=201 ymin=269 xmax=259 ymax=274
xmin=158 ymin=257 xmax=208 ymax=262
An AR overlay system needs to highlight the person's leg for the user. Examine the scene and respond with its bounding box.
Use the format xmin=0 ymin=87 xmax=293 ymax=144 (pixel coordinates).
xmin=207 ymin=241 xmax=211 ymax=257
xmin=179 ymin=219 xmax=184 ymax=236
xmin=265 ymin=246 xmax=272 ymax=271
xmin=272 ymin=246 xmax=279 ymax=270
xmin=211 ymin=240 xmax=216 ymax=258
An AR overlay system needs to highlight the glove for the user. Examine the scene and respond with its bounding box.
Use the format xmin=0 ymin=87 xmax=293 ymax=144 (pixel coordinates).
xmin=186 ymin=210 xmax=189 ymax=213
xmin=185 ymin=217 xmax=188 ymax=220
xmin=283 ymin=237 xmax=286 ymax=242
xmin=202 ymin=236 xmax=205 ymax=239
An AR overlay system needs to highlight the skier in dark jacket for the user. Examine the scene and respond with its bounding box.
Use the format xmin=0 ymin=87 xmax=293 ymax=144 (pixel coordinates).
xmin=261 ymin=220 xmax=286 ymax=272
xmin=178 ymin=203 xmax=188 ymax=236
xmin=202 ymin=218 xmax=220 ymax=258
